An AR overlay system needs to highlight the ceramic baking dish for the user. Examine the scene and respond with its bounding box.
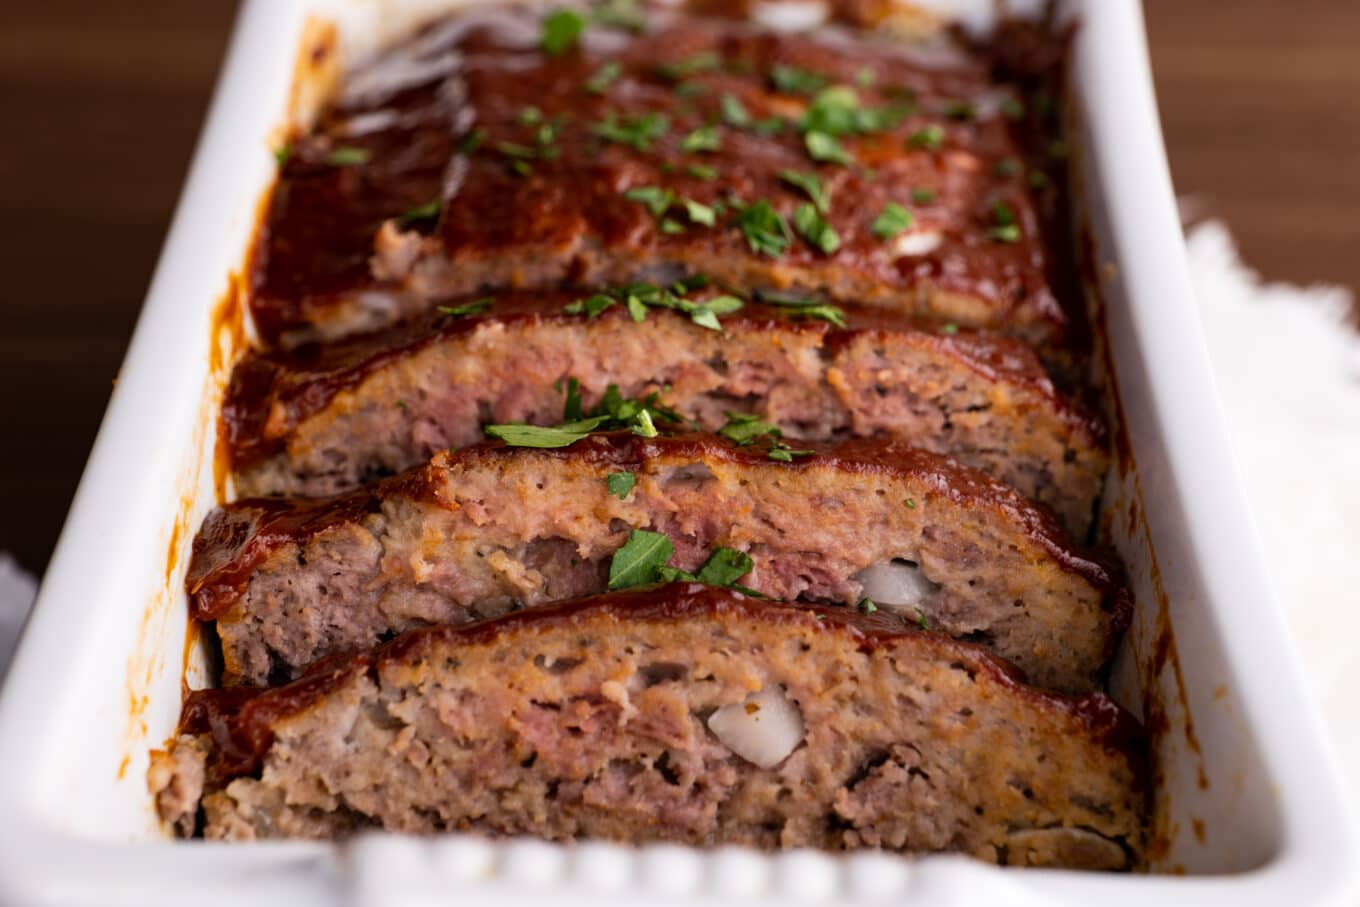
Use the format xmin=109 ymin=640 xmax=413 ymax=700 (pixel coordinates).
xmin=0 ymin=0 xmax=1353 ymax=903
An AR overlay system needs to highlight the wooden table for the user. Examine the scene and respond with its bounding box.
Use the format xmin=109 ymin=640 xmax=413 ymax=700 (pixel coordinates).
xmin=1 ymin=1 xmax=1356 ymax=574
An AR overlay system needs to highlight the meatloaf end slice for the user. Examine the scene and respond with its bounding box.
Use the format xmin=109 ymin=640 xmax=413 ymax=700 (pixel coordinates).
xmin=151 ymin=584 xmax=1145 ymax=867
xmin=188 ymin=433 xmax=1128 ymax=692
xmin=226 ymin=295 xmax=1106 ymax=536
xmin=252 ymin=7 xmax=1074 ymax=349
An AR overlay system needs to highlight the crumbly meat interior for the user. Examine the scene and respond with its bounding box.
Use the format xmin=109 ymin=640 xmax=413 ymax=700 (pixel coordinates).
xmin=153 ymin=594 xmax=1142 ymax=869
xmin=207 ymin=437 xmax=1117 ymax=693
xmin=230 ymin=305 xmax=1104 ymax=536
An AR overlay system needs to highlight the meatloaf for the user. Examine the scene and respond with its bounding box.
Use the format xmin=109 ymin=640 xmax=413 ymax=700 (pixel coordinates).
xmin=149 ymin=584 xmax=1144 ymax=867
xmin=253 ymin=5 xmax=1073 ymax=349
xmin=226 ymin=290 xmax=1106 ymax=534
xmin=188 ymin=432 xmax=1127 ymax=692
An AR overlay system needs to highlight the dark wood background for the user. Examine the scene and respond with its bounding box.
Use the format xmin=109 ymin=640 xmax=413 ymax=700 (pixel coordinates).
xmin=2 ymin=1 xmax=1357 ymax=575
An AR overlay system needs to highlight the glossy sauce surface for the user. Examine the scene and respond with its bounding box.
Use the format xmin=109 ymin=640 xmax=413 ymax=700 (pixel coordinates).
xmin=251 ymin=5 xmax=1070 ymax=344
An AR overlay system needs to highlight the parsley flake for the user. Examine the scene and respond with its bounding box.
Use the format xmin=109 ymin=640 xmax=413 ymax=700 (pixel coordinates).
xmin=720 ymin=93 xmax=751 ymax=128
xmin=987 ymin=201 xmax=1021 ymax=242
xmin=273 ymin=145 xmax=293 ymax=167
xmin=624 ymin=185 xmax=675 ymax=217
xmin=540 ymin=8 xmax=586 ymax=56
xmin=585 ymin=61 xmax=622 ymax=94
xmin=607 ymin=530 xmax=675 ymax=589
xmin=658 ymin=52 xmax=722 ymax=80
xmin=756 ymin=289 xmax=847 ymax=327
xmin=805 ymin=131 xmax=852 ymax=166
xmin=779 ymin=169 xmax=830 ymax=213
xmin=908 ymin=125 xmax=944 ymax=150
xmin=871 ymin=202 xmax=914 ymax=240
xmin=436 ymin=298 xmax=493 ymax=318
xmin=606 ymin=471 xmax=636 ymax=499
xmin=793 ymin=203 xmax=841 ymax=254
xmin=859 ymin=598 xmax=878 ymax=614
xmin=733 ymin=199 xmax=792 ymax=257
xmin=682 ymin=125 xmax=721 ymax=153
xmin=593 ymin=110 xmax=670 ymax=150
xmin=916 ymin=607 xmax=931 ymax=630
xmin=911 ymin=186 xmax=937 ymax=204
xmin=770 ymin=63 xmax=828 ymax=94
xmin=686 ymin=163 xmax=718 ymax=181
xmin=399 ymin=199 xmax=441 ymax=224
xmin=326 ymin=146 xmax=370 ymax=166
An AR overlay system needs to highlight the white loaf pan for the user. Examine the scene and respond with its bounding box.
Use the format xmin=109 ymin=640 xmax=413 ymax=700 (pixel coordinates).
xmin=0 ymin=1 xmax=1353 ymax=904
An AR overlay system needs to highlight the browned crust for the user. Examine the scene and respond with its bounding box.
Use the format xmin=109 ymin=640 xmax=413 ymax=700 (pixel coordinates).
xmin=187 ymin=431 xmax=1129 ymax=627
xmin=180 ymin=582 xmax=1145 ymax=785
xmin=223 ymin=293 xmax=1103 ymax=472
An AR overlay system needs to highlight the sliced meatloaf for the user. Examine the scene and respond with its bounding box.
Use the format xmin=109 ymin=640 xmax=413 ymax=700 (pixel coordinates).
xmin=226 ymin=291 xmax=1106 ymax=534
xmin=188 ymin=433 xmax=1127 ymax=692
xmin=252 ymin=5 xmax=1073 ymax=349
xmin=150 ymin=584 xmax=1145 ymax=868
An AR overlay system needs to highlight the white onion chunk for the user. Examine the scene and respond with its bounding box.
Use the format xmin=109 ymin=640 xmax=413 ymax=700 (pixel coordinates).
xmin=707 ymin=687 xmax=805 ymax=769
xmin=854 ymin=559 xmax=939 ymax=611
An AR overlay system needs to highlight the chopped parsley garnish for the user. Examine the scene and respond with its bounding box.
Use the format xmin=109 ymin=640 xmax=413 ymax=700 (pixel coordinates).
xmin=908 ymin=124 xmax=944 ymax=150
xmin=565 ymin=280 xmax=742 ymax=332
xmin=905 ymin=498 xmax=917 ymax=509
xmin=911 ymin=186 xmax=937 ymax=204
xmin=681 ymin=125 xmax=721 ymax=153
xmin=683 ymin=198 xmax=716 ymax=226
xmin=399 ymin=199 xmax=441 ymax=224
xmin=987 ymin=201 xmax=1021 ymax=242
xmin=436 ymin=298 xmax=493 ymax=318
xmin=457 ymin=129 xmax=485 ymax=153
xmin=686 ymin=163 xmax=718 ymax=181
xmin=793 ymin=203 xmax=841 ymax=254
xmin=720 ymin=93 xmax=752 ymax=128
xmin=733 ymin=199 xmax=792 ymax=257
xmin=940 ymin=322 xmax=959 ymax=335
xmin=623 ymin=186 xmax=716 ymax=231
xmin=540 ymin=8 xmax=586 ymax=55
xmin=326 ymin=146 xmax=370 ymax=166
xmin=942 ymin=100 xmax=975 ymax=121
xmin=804 ymin=131 xmax=852 ymax=166
xmin=993 ymin=158 xmax=1021 ymax=178
xmin=657 ymin=547 xmax=758 ymax=592
xmin=1001 ymin=96 xmax=1026 ymax=121
xmin=915 ymin=607 xmax=931 ymax=630
xmin=487 ymin=379 xmax=685 ymax=448
xmin=676 ymin=82 xmax=707 ymax=98
xmin=871 ymin=202 xmax=914 ymax=240
xmin=590 ymin=0 xmax=647 ymax=31
xmin=609 ymin=536 xmax=759 ymax=593
xmin=801 ymin=86 xmax=907 ymax=138
xmin=859 ymin=598 xmax=878 ymax=614
xmin=496 ymin=140 xmax=539 ymax=159
xmin=624 ymin=185 xmax=675 ymax=217
xmin=606 ymin=471 xmax=636 ymax=499
xmin=753 ymin=116 xmax=786 ymax=136
xmin=779 ymin=169 xmax=829 ymax=213
xmin=593 ymin=110 xmax=670 ymax=150
xmin=770 ymin=63 xmax=828 ymax=95
xmin=518 ymin=106 xmax=543 ymax=126
xmin=658 ymin=52 xmax=722 ymax=80
xmin=855 ymin=67 xmax=876 ymax=87
xmin=607 ymin=530 xmax=675 ymax=589
xmin=1028 ymin=169 xmax=1051 ymax=190
xmin=717 ymin=411 xmax=812 ymax=462
xmin=273 ymin=145 xmax=293 ymax=167
xmin=756 ymin=289 xmax=847 ymax=328
xmin=584 ymin=61 xmax=622 ymax=93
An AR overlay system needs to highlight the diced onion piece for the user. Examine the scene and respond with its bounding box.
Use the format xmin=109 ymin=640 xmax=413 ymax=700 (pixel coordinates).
xmin=854 ymin=559 xmax=938 ymax=611
xmin=751 ymin=1 xmax=830 ymax=31
xmin=707 ymin=687 xmax=805 ymax=769
xmin=893 ymin=229 xmax=943 ymax=257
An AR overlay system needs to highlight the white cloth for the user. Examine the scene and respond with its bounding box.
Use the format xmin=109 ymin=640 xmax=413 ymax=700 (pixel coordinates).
xmin=0 ymin=218 xmax=1354 ymax=819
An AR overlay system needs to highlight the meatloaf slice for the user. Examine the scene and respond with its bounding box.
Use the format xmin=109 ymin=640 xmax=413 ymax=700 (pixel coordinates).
xmin=252 ymin=6 xmax=1073 ymax=349
xmin=150 ymin=584 xmax=1144 ymax=867
xmin=226 ymin=292 xmax=1105 ymax=535
xmin=188 ymin=433 xmax=1128 ymax=692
